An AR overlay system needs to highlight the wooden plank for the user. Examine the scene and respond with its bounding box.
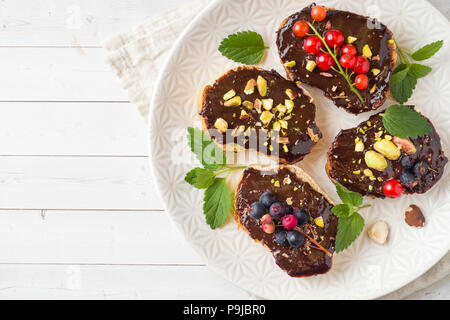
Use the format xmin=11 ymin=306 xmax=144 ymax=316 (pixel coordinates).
xmin=0 ymin=47 xmax=128 ymax=101
xmin=0 ymin=264 xmax=250 ymax=299
xmin=0 ymin=0 xmax=183 ymax=47
xmin=0 ymin=156 xmax=162 ymax=210
xmin=0 ymin=102 xmax=147 ymax=156
xmin=0 ymin=210 xmax=202 ymax=265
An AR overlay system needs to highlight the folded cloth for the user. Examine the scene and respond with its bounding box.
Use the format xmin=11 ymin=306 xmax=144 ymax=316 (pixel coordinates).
xmin=103 ymin=0 xmax=450 ymax=300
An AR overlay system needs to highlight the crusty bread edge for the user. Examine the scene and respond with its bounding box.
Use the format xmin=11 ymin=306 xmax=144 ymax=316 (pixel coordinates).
xmin=196 ymin=66 xmax=318 ymax=165
xmin=233 ymin=164 xmax=335 ymax=278
xmin=277 ymin=5 xmax=398 ymax=112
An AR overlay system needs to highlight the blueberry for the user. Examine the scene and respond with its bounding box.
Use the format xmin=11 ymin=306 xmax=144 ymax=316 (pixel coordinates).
xmin=401 ymin=156 xmax=416 ymax=170
xmin=259 ymin=192 xmax=278 ymax=208
xmin=249 ymin=202 xmax=266 ymax=219
xmin=275 ymin=230 xmax=289 ymax=247
xmin=284 ymin=203 xmax=294 ymax=215
xmin=400 ymin=171 xmax=417 ymax=189
xmin=287 ymin=231 xmax=305 ymax=248
xmin=294 ymin=209 xmax=309 ymax=226
xmin=269 ymin=202 xmax=286 ymax=219
xmin=413 ymin=161 xmax=429 ymax=177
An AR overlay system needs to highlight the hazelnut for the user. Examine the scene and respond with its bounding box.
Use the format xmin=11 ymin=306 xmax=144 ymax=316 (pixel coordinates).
xmin=392 ymin=136 xmax=417 ymax=155
xmin=365 ymin=151 xmax=388 ymax=172
xmin=405 ymin=205 xmax=426 ymax=228
xmin=244 ymin=79 xmax=256 ymax=95
xmin=224 ymin=96 xmax=242 ymax=107
xmin=257 ymin=75 xmax=268 ymax=97
xmin=368 ymin=221 xmax=389 ymax=244
xmin=214 ymin=118 xmax=228 ymax=133
xmin=374 ymin=139 xmax=401 ymax=160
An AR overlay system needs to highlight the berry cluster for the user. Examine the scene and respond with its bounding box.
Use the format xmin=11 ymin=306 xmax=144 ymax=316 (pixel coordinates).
xmin=382 ymin=159 xmax=429 ymax=198
xmin=249 ymin=192 xmax=310 ymax=248
xmin=292 ymin=5 xmax=371 ymax=91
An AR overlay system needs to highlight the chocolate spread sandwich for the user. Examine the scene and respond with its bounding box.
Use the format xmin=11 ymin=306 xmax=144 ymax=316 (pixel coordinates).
xmin=198 ymin=66 xmax=322 ymax=164
xmin=326 ymin=107 xmax=448 ymax=198
xmin=234 ymin=165 xmax=338 ymax=277
xmin=276 ymin=4 xmax=397 ymax=114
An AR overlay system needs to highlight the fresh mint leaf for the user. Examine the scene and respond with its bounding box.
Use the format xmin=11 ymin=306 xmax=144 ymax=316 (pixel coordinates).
xmin=390 ymin=73 xmax=417 ymax=104
xmin=187 ymin=127 xmax=226 ymax=171
xmin=219 ymin=31 xmax=268 ymax=65
xmin=411 ymin=40 xmax=443 ymax=61
xmin=203 ymin=178 xmax=232 ymax=229
xmin=335 ymin=213 xmax=365 ymax=253
xmin=408 ymin=63 xmax=432 ymax=79
xmin=331 ymin=204 xmax=353 ymax=218
xmin=381 ymin=105 xmax=432 ymax=139
xmin=336 ymin=182 xmax=363 ymax=207
xmin=391 ymin=64 xmax=409 ymax=83
xmin=185 ymin=167 xmax=216 ymax=189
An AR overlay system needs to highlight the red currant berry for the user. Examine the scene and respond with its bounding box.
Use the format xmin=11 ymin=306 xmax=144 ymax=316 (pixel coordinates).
xmin=282 ymin=215 xmax=298 ymax=230
xmin=340 ymin=54 xmax=357 ymax=69
xmin=341 ymin=44 xmax=357 ymax=56
xmin=325 ymin=29 xmax=344 ymax=49
xmin=355 ymin=74 xmax=369 ymax=90
xmin=303 ymin=36 xmax=323 ymax=55
xmin=353 ymin=56 xmax=370 ymax=74
xmin=311 ymin=5 xmax=327 ymax=22
xmin=383 ymin=179 xmax=403 ymax=198
xmin=316 ymin=52 xmax=335 ymax=70
xmin=293 ymin=21 xmax=309 ymax=37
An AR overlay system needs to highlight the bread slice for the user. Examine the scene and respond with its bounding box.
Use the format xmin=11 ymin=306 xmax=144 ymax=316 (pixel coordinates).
xmin=326 ymin=107 xmax=448 ymax=198
xmin=276 ymin=5 xmax=397 ymax=115
xmin=197 ymin=66 xmax=322 ymax=164
xmin=234 ymin=164 xmax=337 ymax=278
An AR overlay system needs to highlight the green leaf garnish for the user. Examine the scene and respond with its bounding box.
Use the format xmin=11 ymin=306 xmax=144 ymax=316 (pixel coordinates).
xmin=203 ymin=178 xmax=232 ymax=229
xmin=218 ymin=31 xmax=268 ymax=65
xmin=187 ymin=127 xmax=226 ymax=171
xmin=391 ymin=40 xmax=443 ymax=104
xmin=335 ymin=213 xmax=365 ymax=253
xmin=332 ymin=183 xmax=370 ymax=253
xmin=381 ymin=105 xmax=432 ymax=139
xmin=411 ymin=40 xmax=444 ymax=61
xmin=185 ymin=168 xmax=216 ymax=189
xmin=185 ymin=128 xmax=246 ymax=230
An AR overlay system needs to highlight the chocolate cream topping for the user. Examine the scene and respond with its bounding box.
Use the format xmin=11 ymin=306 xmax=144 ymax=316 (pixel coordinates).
xmin=199 ymin=67 xmax=321 ymax=164
xmin=235 ymin=167 xmax=338 ymax=277
xmin=277 ymin=5 xmax=395 ymax=114
xmin=327 ymin=107 xmax=448 ymax=198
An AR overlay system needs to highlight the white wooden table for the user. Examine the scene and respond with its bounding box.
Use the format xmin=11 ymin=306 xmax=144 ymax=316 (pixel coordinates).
xmin=0 ymin=0 xmax=448 ymax=300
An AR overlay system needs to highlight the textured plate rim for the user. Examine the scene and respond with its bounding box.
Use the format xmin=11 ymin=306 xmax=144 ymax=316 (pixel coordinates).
xmin=148 ymin=0 xmax=450 ymax=300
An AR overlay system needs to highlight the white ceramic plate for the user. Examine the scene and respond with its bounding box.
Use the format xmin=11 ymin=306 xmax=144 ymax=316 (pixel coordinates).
xmin=149 ymin=0 xmax=450 ymax=299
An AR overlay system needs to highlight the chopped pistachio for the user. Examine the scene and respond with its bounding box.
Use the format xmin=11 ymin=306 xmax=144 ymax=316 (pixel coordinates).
xmin=257 ymin=75 xmax=268 ymax=97
xmin=369 ymin=185 xmax=374 ymax=191
xmin=314 ymin=216 xmax=324 ymax=228
xmin=355 ymin=141 xmax=365 ymax=152
xmin=244 ymin=79 xmax=256 ymax=95
xmin=262 ymin=98 xmax=274 ymax=111
xmin=279 ymin=120 xmax=288 ymax=129
xmin=242 ymin=100 xmax=253 ymax=109
xmin=293 ymin=187 xmax=298 ymax=191
xmin=353 ymin=170 xmax=361 ymax=175
xmin=365 ymin=150 xmax=388 ymax=171
xmin=370 ymin=84 xmax=377 ymax=94
xmin=283 ymin=145 xmax=289 ymax=153
xmin=363 ymin=44 xmax=373 ymax=58
xmin=372 ymin=68 xmax=381 ymax=76
xmin=214 ymin=118 xmax=228 ymax=133
xmin=276 ymin=104 xmax=287 ymax=114
xmin=347 ymin=36 xmax=358 ymax=44
xmin=254 ymin=99 xmax=262 ymax=113
xmin=359 ymin=128 xmax=365 ymax=134
xmin=306 ymin=60 xmax=317 ymax=72
xmin=285 ymin=89 xmax=297 ymax=100
xmin=364 ymin=169 xmax=374 ymax=177
xmin=274 ymin=180 xmax=280 ymax=187
xmin=260 ymin=111 xmax=274 ymax=125
xmin=385 ymin=135 xmax=392 ymax=141
xmin=239 ymin=110 xmax=249 ymax=119
xmin=223 ymin=89 xmax=236 ymax=101
xmin=224 ymin=96 xmax=242 ymax=107
xmin=388 ymin=39 xmax=395 ymax=44
xmin=284 ymin=60 xmax=296 ymax=68
xmin=272 ymin=121 xmax=281 ymax=131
